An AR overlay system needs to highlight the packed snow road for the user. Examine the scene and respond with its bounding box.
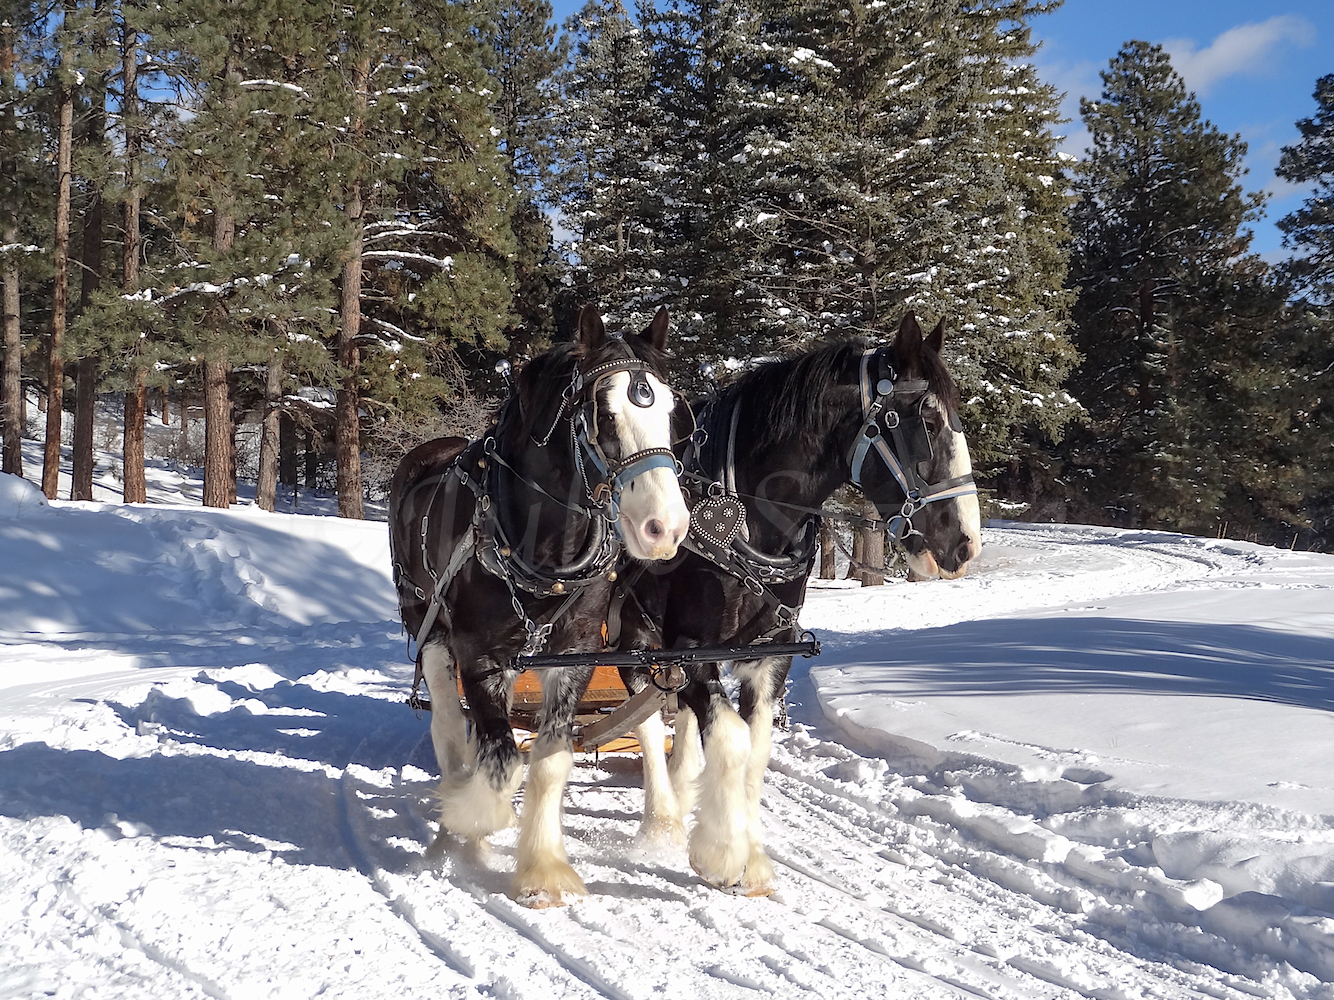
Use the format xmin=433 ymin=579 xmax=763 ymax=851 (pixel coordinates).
xmin=3 ymin=476 xmax=1333 ymax=999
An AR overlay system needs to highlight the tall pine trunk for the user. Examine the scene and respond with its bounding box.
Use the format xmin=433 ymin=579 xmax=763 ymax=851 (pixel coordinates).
xmin=255 ymin=352 xmax=282 ymax=511
xmin=279 ymin=413 xmax=296 ymax=487
xmin=70 ymin=184 xmax=104 ymax=500
xmin=819 ymin=519 xmax=836 ymax=579
xmin=846 ymin=529 xmax=864 ymax=582
xmin=1 ymin=21 xmax=22 ymax=477
xmin=1 ymin=245 xmax=18 ymax=477
xmin=858 ymin=500 xmax=885 ymax=587
xmin=202 ymin=209 xmax=233 ymax=509
xmin=335 ymin=55 xmax=370 ymax=520
xmin=121 ymin=22 xmax=146 ymax=503
xmin=42 ymin=63 xmax=75 ymax=500
xmin=70 ymin=10 xmax=107 ymax=502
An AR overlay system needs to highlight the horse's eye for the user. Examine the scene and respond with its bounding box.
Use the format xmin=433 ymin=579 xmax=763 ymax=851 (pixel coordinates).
xmin=628 ymin=372 xmax=655 ymax=408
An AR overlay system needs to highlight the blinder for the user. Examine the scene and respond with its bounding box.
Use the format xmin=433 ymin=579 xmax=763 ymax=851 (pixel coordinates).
xmin=628 ymin=369 xmax=655 ymax=408
xmin=555 ymin=343 xmax=680 ymax=529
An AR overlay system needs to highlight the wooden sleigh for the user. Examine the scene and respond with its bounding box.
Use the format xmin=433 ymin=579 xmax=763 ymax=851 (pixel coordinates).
xmin=408 ymin=639 xmax=820 ymax=755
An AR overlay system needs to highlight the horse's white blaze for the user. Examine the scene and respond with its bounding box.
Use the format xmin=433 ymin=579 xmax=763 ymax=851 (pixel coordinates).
xmin=634 ymin=711 xmax=686 ymax=845
xmin=689 ymin=707 xmax=752 ymax=887
xmin=602 ymin=370 xmax=689 ymax=561
xmin=421 ymin=644 xmax=472 ymax=778
xmin=514 ymin=739 xmax=586 ymax=904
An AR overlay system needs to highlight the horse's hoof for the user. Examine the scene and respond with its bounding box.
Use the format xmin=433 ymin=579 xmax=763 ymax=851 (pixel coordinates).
xmin=691 ymin=859 xmax=775 ymax=897
xmin=636 ymin=817 xmax=687 ymax=848
xmin=515 ymin=888 xmax=567 ymax=909
xmin=738 ymin=851 xmax=775 ymax=896
xmin=688 ymin=838 xmax=748 ymax=889
xmin=514 ymin=860 xmax=587 ymax=907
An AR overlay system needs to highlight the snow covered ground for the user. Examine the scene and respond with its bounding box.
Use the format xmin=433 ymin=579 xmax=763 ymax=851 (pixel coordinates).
xmin=3 ymin=461 xmax=1334 ymax=999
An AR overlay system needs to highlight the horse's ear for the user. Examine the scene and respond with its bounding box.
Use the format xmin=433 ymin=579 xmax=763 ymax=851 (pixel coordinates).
xmin=895 ymin=311 xmax=923 ymax=357
xmin=577 ymin=304 xmax=607 ymax=353
xmin=638 ymin=306 xmax=670 ymax=352
xmin=925 ymin=317 xmax=946 ymax=355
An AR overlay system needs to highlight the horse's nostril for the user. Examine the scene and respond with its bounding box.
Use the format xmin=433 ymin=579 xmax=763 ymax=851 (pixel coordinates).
xmin=956 ymin=538 xmax=976 ymax=565
xmin=645 ymin=519 xmax=665 ymax=539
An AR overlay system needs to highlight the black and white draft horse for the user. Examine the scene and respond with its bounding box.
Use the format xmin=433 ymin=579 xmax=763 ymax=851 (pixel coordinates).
xmin=389 ymin=306 xmax=689 ymax=907
xmin=618 ymin=312 xmax=982 ymax=895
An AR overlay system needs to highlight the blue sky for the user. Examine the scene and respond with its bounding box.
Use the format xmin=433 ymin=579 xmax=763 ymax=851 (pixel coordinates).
xmin=1031 ymin=1 xmax=1333 ymax=261
xmin=545 ymin=0 xmax=1332 ymax=263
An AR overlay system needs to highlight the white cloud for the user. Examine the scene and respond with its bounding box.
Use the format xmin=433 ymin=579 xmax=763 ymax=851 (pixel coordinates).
xmin=1163 ymin=15 xmax=1313 ymax=95
xmin=1031 ymin=57 xmax=1102 ymax=161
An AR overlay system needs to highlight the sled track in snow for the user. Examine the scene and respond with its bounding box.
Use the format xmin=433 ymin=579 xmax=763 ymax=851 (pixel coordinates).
xmin=334 ymin=720 xmax=1302 ymax=1000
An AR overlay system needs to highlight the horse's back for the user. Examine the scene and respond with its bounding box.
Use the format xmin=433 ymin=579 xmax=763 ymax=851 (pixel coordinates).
xmin=389 ymin=436 xmax=470 ymax=515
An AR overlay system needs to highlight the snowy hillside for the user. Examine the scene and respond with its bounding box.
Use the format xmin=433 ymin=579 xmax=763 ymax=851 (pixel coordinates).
xmin=3 ymin=469 xmax=1334 ymax=999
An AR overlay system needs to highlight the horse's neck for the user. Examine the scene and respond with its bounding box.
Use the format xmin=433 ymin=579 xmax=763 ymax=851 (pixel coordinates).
xmin=723 ymin=383 xmax=860 ymax=546
xmin=497 ymin=429 xmax=594 ymax=565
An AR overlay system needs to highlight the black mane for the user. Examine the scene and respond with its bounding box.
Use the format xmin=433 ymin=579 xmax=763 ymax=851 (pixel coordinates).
xmin=704 ymin=336 xmax=960 ymax=456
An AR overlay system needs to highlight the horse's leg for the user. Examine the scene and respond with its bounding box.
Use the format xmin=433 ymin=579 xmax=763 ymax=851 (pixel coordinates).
xmin=513 ymin=664 xmax=594 ymax=907
xmin=731 ymin=655 xmax=790 ymax=896
xmin=667 ymin=703 xmax=702 ymax=821
xmin=680 ymin=668 xmax=752 ymax=889
xmin=436 ymin=657 xmax=522 ymax=850
xmin=619 ymin=667 xmax=684 ymax=845
xmin=420 ymin=640 xmax=472 ymax=779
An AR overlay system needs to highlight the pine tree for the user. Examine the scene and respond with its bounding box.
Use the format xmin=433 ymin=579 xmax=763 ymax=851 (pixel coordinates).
xmin=742 ymin=0 xmax=1076 ymax=467
xmin=479 ymin=0 xmax=566 ymax=356
xmin=552 ymin=0 xmax=660 ymax=326
xmin=640 ymin=0 xmax=799 ymax=354
xmin=1274 ymin=75 xmax=1334 ymax=548
xmin=1060 ymin=41 xmax=1275 ymax=532
xmin=321 ymin=1 xmax=516 ymax=514
xmin=1276 ymin=75 xmax=1334 ymax=306
xmin=0 ymin=8 xmax=43 ymax=477
xmin=951 ymin=1 xmax=1078 ymax=470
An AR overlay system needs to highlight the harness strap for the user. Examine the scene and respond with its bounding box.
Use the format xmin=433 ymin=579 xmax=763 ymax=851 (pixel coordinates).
xmin=415 ymin=524 xmax=476 ymax=651
xmin=849 ymin=347 xmax=978 ymax=512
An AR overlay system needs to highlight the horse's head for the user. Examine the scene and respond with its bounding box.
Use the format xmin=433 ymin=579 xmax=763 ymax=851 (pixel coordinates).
xmin=570 ymin=305 xmax=689 ymax=561
xmin=853 ymin=312 xmax=982 ymax=579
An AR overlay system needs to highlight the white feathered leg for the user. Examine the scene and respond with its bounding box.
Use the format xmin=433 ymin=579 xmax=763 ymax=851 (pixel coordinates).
xmin=733 ymin=657 xmax=782 ymax=895
xmin=688 ymin=705 xmax=751 ymax=887
xmin=635 ymin=711 xmax=685 ymax=845
xmin=738 ymin=702 xmax=775 ymax=894
xmin=668 ymin=705 xmax=703 ymax=821
xmin=421 ymin=643 xmax=472 ymax=778
xmin=424 ymin=647 xmax=520 ymax=847
xmin=513 ymin=736 xmax=585 ymax=907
